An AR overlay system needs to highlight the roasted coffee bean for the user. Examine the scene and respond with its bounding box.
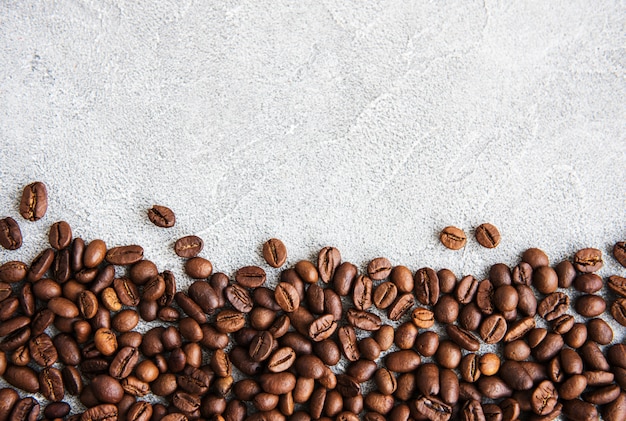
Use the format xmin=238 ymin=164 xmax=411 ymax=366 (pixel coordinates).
xmin=521 ymin=247 xmax=549 ymax=269
xmin=18 ymin=283 xmax=34 ymax=316
xmin=413 ymin=395 xmax=453 ymax=421
xmin=94 ymin=327 xmax=118 ymax=356
xmin=346 ymin=309 xmax=381 ymax=330
xmin=475 ymin=223 xmax=500 ymax=248
xmin=504 ymin=316 xmax=535 ymax=342
xmin=367 ymin=257 xmax=392 ymax=280
xmin=532 ymin=332 xmax=563 ymax=362
xmin=0 ymin=261 xmax=27 ymax=283
xmin=436 ymin=340 xmax=462 ymax=369
xmin=447 ymin=325 xmax=481 ymax=351
xmin=90 ymin=264 xmax=115 ymax=294
xmin=19 ymin=182 xmax=47 ymax=221
xmin=9 ymin=397 xmax=39 ymax=421
xmin=433 ymin=294 xmax=459 ymax=324
xmin=611 ymin=298 xmax=626 ymax=326
xmin=28 ymin=333 xmax=57 ymax=367
xmin=172 ymin=235 xmax=203 ymax=258
xmin=80 ymin=404 xmax=118 ymax=421
xmin=459 ymin=302 xmax=482 ymax=331
xmin=333 ymin=262 xmax=357 ymax=296
xmin=303 ymin=283 xmax=324 ymax=314
xmin=475 ymin=279 xmax=494 ymax=314
xmin=0 ymin=387 xmax=20 ymax=421
xmin=573 ymin=273 xmax=603 ymax=294
xmin=336 ymin=374 xmax=361 ymax=398
xmin=532 ymin=266 xmax=558 ymax=294
xmin=0 ymin=217 xmax=21 ymax=250
xmin=494 ymin=284 xmax=518 ymax=313
xmin=105 ymin=245 xmax=144 ymax=265
xmin=295 ymin=260 xmax=318 ymax=284
xmin=111 ymin=278 xmax=138 ymax=307
xmin=60 ymin=366 xmax=83 ymax=396
xmin=81 ymin=239 xmax=105 ymax=269
xmin=337 ymin=326 xmax=360 ymax=361
xmin=516 ymin=284 xmax=537 ymax=316
xmin=553 ymin=260 xmax=575 ymax=289
xmin=575 ymin=294 xmax=606 ymax=317
xmin=0 ymin=301 xmax=21 ymax=326
xmin=530 ymin=380 xmax=558 ymax=415
xmin=175 ymin=292 xmax=206 ymax=324
xmin=608 ymin=274 xmax=626 ymax=297
xmin=185 ymin=257 xmax=213 ymax=279
xmin=511 ymin=262 xmax=533 ymax=286
xmin=374 ymin=367 xmax=397 ymax=395
xmin=462 ymin=400 xmax=486 ymax=421
xmin=613 ymin=241 xmax=626 ymax=267
xmin=573 ymin=247 xmax=603 ymax=272
xmin=48 ymin=221 xmax=72 ymax=250
xmin=0 ymin=326 xmax=30 ymax=352
xmin=147 ymin=204 xmax=175 ymax=228
xmin=4 ymin=365 xmax=39 ymax=393
xmin=459 ymin=354 xmax=481 ymax=383
xmin=43 ymin=402 xmax=70 ymax=419
xmin=551 ymin=313 xmax=574 ymax=334
xmin=39 ymin=367 xmax=64 ymax=401
xmin=394 ymin=322 xmax=418 ymax=349
xmin=586 ymin=318 xmax=612 ymax=344
xmin=109 ymin=346 xmax=139 ymax=379
xmin=500 ymin=360 xmax=533 ymax=390
xmin=503 ymin=340 xmax=530 ymax=361
xmin=414 ymin=267 xmax=439 ymax=306
xmin=478 ymin=376 xmax=513 ymax=400
xmin=233 ymin=265 xmax=265 ymax=287
xmin=126 ymin=401 xmax=152 ymax=421
xmin=440 ymin=226 xmax=466 ymax=250
xmin=388 ymin=293 xmax=415 ymax=321
xmin=270 ymin=282 xmax=298 ymax=313
xmin=386 ymin=350 xmax=421 ymax=373
xmin=352 ymin=275 xmax=373 ymax=310
xmin=317 ymin=246 xmax=340 ymax=283
xmin=364 ymin=392 xmax=394 ymax=415
xmin=129 ymin=260 xmax=158 ymax=285
xmin=456 ymin=275 xmax=479 ymax=304
xmin=479 ymin=314 xmax=507 ymax=344
xmin=415 ymin=331 xmax=439 ymax=358
xmin=388 ymin=265 xmax=413 ymax=293
xmin=537 ymin=292 xmax=568 ymax=321
xmin=309 ymin=314 xmax=337 ymax=341
xmin=582 ymin=383 xmax=621 ymax=405
xmin=372 ymin=281 xmax=397 ymax=309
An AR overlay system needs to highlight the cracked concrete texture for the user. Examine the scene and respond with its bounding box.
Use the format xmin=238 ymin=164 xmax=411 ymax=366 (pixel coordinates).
xmin=0 ymin=0 xmax=625 ymax=414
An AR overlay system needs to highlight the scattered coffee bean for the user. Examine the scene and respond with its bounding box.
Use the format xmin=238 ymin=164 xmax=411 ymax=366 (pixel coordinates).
xmin=440 ymin=225 xmax=466 ymax=250
xmin=19 ymin=182 xmax=47 ymax=221
xmin=475 ymin=223 xmax=501 ymax=248
xmin=147 ymin=205 xmax=175 ymax=228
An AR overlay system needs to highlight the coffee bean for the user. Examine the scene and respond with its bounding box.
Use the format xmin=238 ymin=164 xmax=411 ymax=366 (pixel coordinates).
xmin=413 ymin=267 xmax=439 ymax=306
xmin=233 ymin=265 xmax=265 ymax=287
xmin=413 ymin=395 xmax=453 ymax=421
xmin=18 ymin=283 xmax=34 ymax=316
xmin=475 ymin=223 xmax=501 ymax=248
xmin=0 ymin=261 xmax=27 ymax=283
xmin=503 ymin=339 xmax=530 ymax=361
xmin=440 ymin=226 xmax=466 ymax=250
xmin=0 ymin=217 xmax=21 ymax=251
xmin=611 ymin=298 xmax=626 ymax=326
xmin=478 ymin=375 xmax=513 ymax=400
xmin=9 ymin=397 xmax=39 ymax=421
xmin=415 ymin=331 xmax=439 ymax=358
xmin=48 ymin=221 xmax=72 ymax=250
xmin=573 ymin=273 xmax=603 ymax=294
xmin=462 ymin=400 xmax=486 ymax=421
xmin=456 ymin=275 xmax=479 ymax=304
xmin=607 ymin=275 xmax=626 ymax=298
xmin=273 ymin=282 xmax=299 ymax=313
xmin=105 ymin=245 xmax=144 ymax=265
xmin=309 ymin=314 xmax=337 ymax=341
xmin=394 ymin=322 xmax=418 ymax=349
xmin=185 ymin=257 xmax=213 ymax=279
xmin=126 ymin=401 xmax=152 ymax=421
xmin=81 ymin=239 xmax=105 ymax=269
xmin=19 ymin=182 xmax=47 ymax=221
xmin=109 ymin=346 xmax=139 ymax=379
xmin=333 ymin=262 xmax=357 ymax=296
xmin=459 ymin=354 xmax=481 ymax=383
xmin=532 ymin=332 xmax=564 ymax=362
xmin=476 ymin=279 xmax=495 ymax=314
xmin=613 ymin=241 xmax=626 ymax=267
xmin=447 ymin=325 xmax=480 ymax=351
xmin=500 ymin=360 xmax=533 ymax=391
xmin=94 ymin=327 xmax=118 ymax=356
xmin=4 ymin=365 xmax=39 ymax=393
xmin=459 ymin=302 xmax=483 ymax=331
xmin=435 ymin=340 xmax=460 ymax=369
xmin=147 ymin=205 xmax=175 ymax=228
xmin=367 ymin=257 xmax=392 ymax=280
xmin=433 ymin=294 xmax=459 ymax=324
xmin=386 ymin=350 xmax=421 ymax=373
xmin=573 ymin=247 xmax=603 ymax=272
xmin=80 ymin=404 xmax=119 ymax=421
xmin=294 ymin=260 xmax=318 ymax=284
xmin=338 ymin=326 xmax=360 ymax=362
xmin=479 ymin=314 xmax=507 ymax=344
xmin=373 ymin=281 xmax=397 ymax=309
xmin=61 ymin=365 xmax=83 ymax=396
xmin=522 ymin=248 xmax=549 ymax=268
xmin=316 ymin=246 xmax=340 ymax=283
xmin=43 ymin=402 xmax=70 ymax=419
xmin=39 ymin=367 xmax=64 ymax=401
xmin=346 ymin=309 xmax=381 ymax=331
xmin=504 ymin=316 xmax=535 ymax=342
xmin=580 ymin=340 xmax=610 ymax=371
xmin=537 ymin=292 xmax=569 ymax=321
xmin=352 ymin=275 xmax=373 ymax=310
xmin=28 ymin=333 xmax=57 ymax=367
xmin=586 ymin=318 xmax=613 ymax=344
xmin=388 ymin=293 xmax=415 ymax=321
xmin=575 ymin=294 xmax=606 ymax=317
xmin=389 ymin=265 xmax=413 ymax=293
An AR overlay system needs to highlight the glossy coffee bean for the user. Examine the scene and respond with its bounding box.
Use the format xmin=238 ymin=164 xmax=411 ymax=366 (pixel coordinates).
xmin=0 ymin=217 xmax=21 ymax=251
xmin=440 ymin=226 xmax=466 ymax=250
xmin=19 ymin=182 xmax=47 ymax=221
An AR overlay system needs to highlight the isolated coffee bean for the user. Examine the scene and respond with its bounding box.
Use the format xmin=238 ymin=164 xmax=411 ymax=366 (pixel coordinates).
xmin=475 ymin=223 xmax=501 ymax=248
xmin=147 ymin=205 xmax=175 ymax=228
xmin=174 ymin=235 xmax=204 ymax=258
xmin=19 ymin=182 xmax=47 ymax=221
xmin=235 ymin=265 xmax=266 ymax=287
xmin=440 ymin=226 xmax=466 ymax=250
xmin=0 ymin=217 xmax=21 ymax=250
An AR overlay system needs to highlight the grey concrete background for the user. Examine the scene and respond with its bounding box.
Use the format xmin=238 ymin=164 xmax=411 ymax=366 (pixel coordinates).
xmin=1 ymin=0 xmax=625 ymax=417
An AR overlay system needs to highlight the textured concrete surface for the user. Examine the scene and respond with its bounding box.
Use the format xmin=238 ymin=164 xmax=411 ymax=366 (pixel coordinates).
xmin=1 ymin=0 xmax=625 ymax=415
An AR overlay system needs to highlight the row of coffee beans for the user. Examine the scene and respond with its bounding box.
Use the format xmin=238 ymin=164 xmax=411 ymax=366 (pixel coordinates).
xmin=0 ymin=184 xmax=625 ymax=421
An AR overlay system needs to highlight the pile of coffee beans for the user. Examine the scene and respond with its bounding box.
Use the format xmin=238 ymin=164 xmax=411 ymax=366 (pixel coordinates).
xmin=0 ymin=182 xmax=625 ymax=421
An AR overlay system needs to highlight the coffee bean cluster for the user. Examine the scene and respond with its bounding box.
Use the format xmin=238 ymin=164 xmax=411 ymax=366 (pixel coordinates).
xmin=0 ymin=184 xmax=625 ymax=421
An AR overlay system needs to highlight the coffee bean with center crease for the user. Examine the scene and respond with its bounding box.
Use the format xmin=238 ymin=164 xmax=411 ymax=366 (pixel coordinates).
xmin=613 ymin=241 xmax=626 ymax=268
xmin=440 ymin=226 xmax=466 ymax=250
xmin=479 ymin=314 xmax=507 ymax=344
xmin=531 ymin=380 xmax=558 ymax=416
xmin=475 ymin=223 xmax=501 ymax=248
xmin=9 ymin=397 xmax=39 ymax=421
xmin=338 ymin=326 xmax=360 ymax=362
xmin=19 ymin=182 xmax=47 ymax=221
xmin=388 ymin=293 xmax=415 ymax=321
xmin=0 ymin=217 xmax=22 ymax=250
xmin=0 ymin=261 xmax=27 ymax=283
xmin=28 ymin=333 xmax=57 ymax=367
xmin=274 ymin=282 xmax=300 ymax=313
xmin=462 ymin=399 xmax=485 ymax=421
xmin=109 ymin=346 xmax=139 ymax=379
xmin=611 ymin=298 xmax=626 ymax=326
xmin=346 ymin=309 xmax=381 ymax=331
xmin=367 ymin=257 xmax=392 ymax=280
xmin=538 ymin=292 xmax=569 ymax=321
xmin=127 ymin=401 xmax=152 ymax=421
xmin=235 ymin=266 xmax=266 ymax=288
xmin=147 ymin=205 xmax=175 ymax=228
xmin=413 ymin=395 xmax=453 ymax=421
xmin=318 ymin=246 xmax=340 ymax=283
xmin=373 ymin=281 xmax=397 ymax=309
xmin=80 ymin=404 xmax=118 ymax=421
xmin=27 ymin=248 xmax=54 ymax=282
xmin=39 ymin=367 xmax=64 ymax=401
xmin=573 ymin=247 xmax=603 ymax=273
xmin=48 ymin=221 xmax=72 ymax=250
xmin=456 ymin=275 xmax=479 ymax=304
xmin=446 ymin=325 xmax=480 ymax=351
xmin=249 ymin=331 xmax=274 ymax=362
xmin=608 ymin=275 xmax=626 ymax=298
xmin=308 ymin=314 xmax=337 ymax=341
xmin=105 ymin=245 xmax=143 ymax=265
xmin=414 ymin=267 xmax=439 ymax=306
xmin=352 ymin=275 xmax=373 ymax=310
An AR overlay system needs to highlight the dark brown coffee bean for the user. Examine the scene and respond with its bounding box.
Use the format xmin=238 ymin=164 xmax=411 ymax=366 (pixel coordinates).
xmin=563 ymin=399 xmax=601 ymax=421
xmin=0 ymin=388 xmax=19 ymax=421
xmin=388 ymin=293 xmax=415 ymax=321
xmin=174 ymin=291 xmax=206 ymax=324
xmin=575 ymin=294 xmax=606 ymax=317
xmin=537 ymin=292 xmax=568 ymax=321
xmin=573 ymin=247 xmax=603 ymax=272
xmin=312 ymin=339 xmax=340 ymax=365
xmin=288 ymin=306 xmax=315 ymax=336
xmin=394 ymin=322 xmax=418 ymax=349
xmin=434 ymin=340 xmax=461 ymax=370
xmin=352 ymin=275 xmax=373 ymax=310
xmin=4 ymin=365 xmax=39 ymax=393
xmin=586 ymin=318 xmax=612 ymax=344
xmin=494 ymin=284 xmax=518 ymax=313
xmin=346 ymin=308 xmax=381 ymax=330
xmin=147 ymin=204 xmax=175 ymax=228
xmin=500 ymin=360 xmax=533 ymax=390
xmin=333 ymin=262 xmax=357 ymax=296
xmin=440 ymin=226 xmax=466 ymax=250
xmin=462 ymin=400 xmax=486 ymax=421
xmin=308 ymin=314 xmax=337 ymax=341
xmin=503 ymin=340 xmax=530 ymax=361
xmin=387 ymin=265 xmax=412 ymax=293
xmin=475 ymin=279 xmax=494 ymax=314
xmin=533 ymin=332 xmax=564 ymax=362
xmin=233 ymin=265 xmax=265 ymax=287
xmin=222 ymin=284 xmax=251 ymax=313
xmin=172 ymin=235 xmax=203 ymax=258
xmin=128 ymin=260 xmax=158 ymax=285
xmin=184 ymin=257 xmax=212 ymax=279
xmin=521 ymin=247 xmax=549 ymax=268
xmin=53 ymin=334 xmax=80 ymax=366
xmin=552 ymin=261 xmax=574 ymax=289
xmin=48 ymin=221 xmax=72 ymax=250
xmin=367 ymin=257 xmax=392 ymax=280
xmin=479 ymin=314 xmax=507 ymax=344
xmin=105 ymin=245 xmax=143 ymax=265
xmin=259 ymin=372 xmax=296 ymax=395
xmin=608 ymin=275 xmax=626 ymax=298
xmin=126 ymin=401 xmax=152 ymax=421
xmin=373 ymin=367 xmax=397 ymax=395
xmin=458 ymin=302 xmax=481 ymax=331
xmin=257 ymin=238 xmax=287 ymax=269
xmin=514 ymin=284 xmax=536 ymax=316
xmin=551 ymin=313 xmax=574 ymax=334
xmin=248 ymin=331 xmax=274 ymax=362
xmin=19 ymin=182 xmax=47 ymax=221
xmin=0 ymin=217 xmax=21 ymax=251
xmin=432 ymin=294 xmax=458 ymax=324
xmin=0 ymin=298 xmax=19 ymax=323
xmin=582 ymin=383 xmax=620 ymax=405
xmin=172 ymin=391 xmax=201 ymax=413
xmin=478 ymin=376 xmax=513 ymax=400
xmin=558 ymin=374 xmax=587 ymax=401
xmin=573 ymin=273 xmax=602 ymax=294
xmin=475 ymin=223 xmax=500 ymax=248
xmin=51 ymin=248 xmax=71 ymax=283
xmin=9 ymin=397 xmax=39 ymax=421
xmin=80 ymin=239 xmax=104 ymax=269
xmin=613 ymin=241 xmax=626 ymax=267
xmin=364 ymin=392 xmax=394 ymax=415
xmin=0 ymin=261 xmax=27 ymax=283
xmin=18 ymin=283 xmax=34 ymax=316
xmin=602 ymin=392 xmax=626 ymax=421
xmin=503 ymin=316 xmax=535 ymax=342
xmin=459 ymin=353 xmax=481 ymax=383
xmin=293 ymin=260 xmax=317 ymax=284
xmin=80 ymin=404 xmax=118 ymax=421
xmin=28 ymin=333 xmax=57 ymax=367
xmin=371 ymin=281 xmax=396 ymax=310
xmin=43 ymin=402 xmax=70 ymax=419
xmin=317 ymin=246 xmax=340 ymax=283
xmin=580 ymin=340 xmax=610 ymax=371
xmin=109 ymin=346 xmax=139 ymax=379
xmin=39 ymin=367 xmax=64 ymax=401
xmin=413 ymin=267 xmax=439 ymax=306
xmin=386 ymin=350 xmax=421 ymax=373
xmin=60 ymin=366 xmax=82 ymax=396
xmin=533 ymin=266 xmax=557 ymax=294
xmin=456 ymin=275 xmax=479 ymax=304
xmin=413 ymin=331 xmax=438 ymax=358
xmin=611 ymin=298 xmax=626 ymax=326
xmin=271 ymin=282 xmax=298 ymax=313
xmin=413 ymin=395 xmax=453 ymax=421
xmin=447 ymin=325 xmax=481 ymax=351
xmin=607 ymin=343 xmax=626 ymax=370
xmin=512 ymin=262 xmax=533 ymax=286
xmin=337 ymin=326 xmax=360 ymax=361
xmin=0 ymin=284 xmax=12 ymax=305
xmin=0 ymin=326 xmax=30 ymax=352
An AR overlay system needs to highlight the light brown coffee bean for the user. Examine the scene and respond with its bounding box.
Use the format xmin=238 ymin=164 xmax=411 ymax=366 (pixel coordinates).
xmin=440 ymin=226 xmax=467 ymax=250
xmin=475 ymin=223 xmax=501 ymax=248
